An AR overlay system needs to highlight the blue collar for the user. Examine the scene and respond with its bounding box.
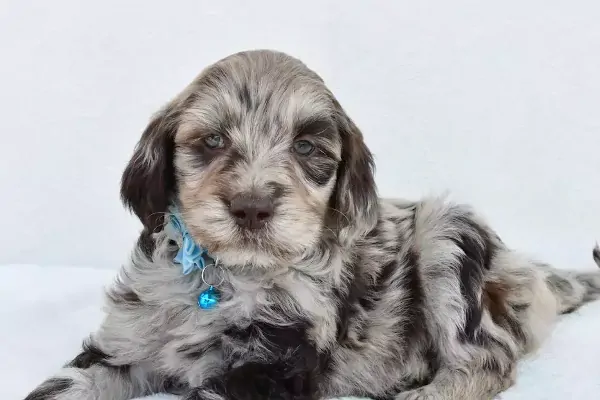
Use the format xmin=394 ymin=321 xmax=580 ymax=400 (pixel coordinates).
xmin=168 ymin=208 xmax=212 ymax=275
xmin=168 ymin=208 xmax=222 ymax=310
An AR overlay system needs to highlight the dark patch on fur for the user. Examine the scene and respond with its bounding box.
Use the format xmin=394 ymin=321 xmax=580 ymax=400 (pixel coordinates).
xmin=296 ymin=118 xmax=336 ymax=140
xmin=482 ymin=282 xmax=527 ymax=347
xmin=109 ymin=287 xmax=142 ymax=307
xmin=260 ymin=89 xmax=273 ymax=113
xmin=266 ymin=181 xmax=288 ymax=199
xmin=298 ymin=154 xmax=338 ymax=187
xmin=561 ymin=306 xmax=579 ymax=315
xmin=67 ymin=341 xmax=130 ymax=373
xmin=350 ymin=220 xmax=398 ymax=316
xmin=511 ymin=303 xmax=529 ymax=313
xmin=220 ymin=148 xmax=244 ymax=173
xmin=483 ymin=281 xmax=509 ymax=322
xmin=474 ymin=330 xmax=515 ymax=362
xmin=364 ymin=217 xmax=402 ymax=254
xmin=237 ymin=82 xmax=254 ymax=111
xmin=503 ymin=315 xmax=527 ymax=346
xmin=137 ymin=229 xmax=156 ymax=258
xmin=364 ymin=222 xmax=381 ymax=243
xmin=161 ymin=375 xmax=189 ymax=395
xmin=593 ymin=245 xmax=600 ymax=267
xmin=371 ymin=376 xmax=433 ymax=400
xmin=358 ymin=259 xmax=397 ymax=311
xmin=547 ymin=274 xmax=573 ymax=296
xmin=223 ymin=319 xmax=312 ymax=358
xmin=315 ymin=145 xmax=340 ymax=162
xmin=199 ymin=359 xmax=318 ymax=400
xmin=199 ymin=318 xmax=324 ymax=399
xmin=423 ymin=347 xmax=440 ymax=382
xmin=187 ymin=134 xmax=230 ymax=167
xmin=333 ymin=260 xmax=369 ymax=343
xmin=24 ymin=378 xmax=73 ymax=400
xmin=451 ymin=214 xmax=497 ymax=342
xmin=400 ymin=250 xmax=427 ymax=343
xmin=68 ymin=341 xmax=111 ymax=368
xmin=176 ymin=337 xmax=220 ymax=360
xmin=481 ymin=354 xmax=503 ymax=373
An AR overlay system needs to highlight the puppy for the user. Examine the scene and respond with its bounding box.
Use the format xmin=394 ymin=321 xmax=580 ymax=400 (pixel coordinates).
xmin=25 ymin=49 xmax=600 ymax=400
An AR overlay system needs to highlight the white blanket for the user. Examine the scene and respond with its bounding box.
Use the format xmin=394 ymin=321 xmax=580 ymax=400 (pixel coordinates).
xmin=3 ymin=264 xmax=599 ymax=400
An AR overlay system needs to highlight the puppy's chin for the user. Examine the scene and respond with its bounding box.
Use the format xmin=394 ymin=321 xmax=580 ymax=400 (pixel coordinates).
xmin=209 ymin=247 xmax=291 ymax=269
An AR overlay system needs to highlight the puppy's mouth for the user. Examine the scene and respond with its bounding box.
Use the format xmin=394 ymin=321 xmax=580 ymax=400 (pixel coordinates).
xmin=225 ymin=222 xmax=294 ymax=254
xmin=203 ymin=222 xmax=312 ymax=269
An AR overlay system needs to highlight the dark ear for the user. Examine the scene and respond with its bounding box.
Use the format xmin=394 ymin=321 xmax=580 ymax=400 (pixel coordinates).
xmin=330 ymin=99 xmax=379 ymax=243
xmin=120 ymin=106 xmax=177 ymax=233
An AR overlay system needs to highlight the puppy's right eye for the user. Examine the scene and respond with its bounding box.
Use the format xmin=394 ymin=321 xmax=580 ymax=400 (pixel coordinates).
xmin=293 ymin=140 xmax=315 ymax=156
xmin=204 ymin=134 xmax=225 ymax=149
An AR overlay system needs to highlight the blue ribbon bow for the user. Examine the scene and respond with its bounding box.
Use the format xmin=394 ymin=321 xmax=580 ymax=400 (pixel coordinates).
xmin=169 ymin=210 xmax=208 ymax=275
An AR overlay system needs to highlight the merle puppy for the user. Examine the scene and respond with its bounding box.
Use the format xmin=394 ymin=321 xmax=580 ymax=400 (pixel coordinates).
xmin=25 ymin=49 xmax=600 ymax=400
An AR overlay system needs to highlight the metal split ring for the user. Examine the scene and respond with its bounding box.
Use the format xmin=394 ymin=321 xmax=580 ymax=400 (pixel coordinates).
xmin=201 ymin=259 xmax=225 ymax=288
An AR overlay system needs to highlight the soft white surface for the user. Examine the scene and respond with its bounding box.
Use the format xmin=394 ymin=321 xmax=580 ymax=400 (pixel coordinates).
xmin=3 ymin=264 xmax=600 ymax=400
xmin=1 ymin=0 xmax=600 ymax=271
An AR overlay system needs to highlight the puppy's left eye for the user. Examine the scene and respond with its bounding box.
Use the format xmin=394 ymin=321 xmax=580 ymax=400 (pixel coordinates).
xmin=204 ymin=134 xmax=225 ymax=149
xmin=293 ymin=140 xmax=315 ymax=156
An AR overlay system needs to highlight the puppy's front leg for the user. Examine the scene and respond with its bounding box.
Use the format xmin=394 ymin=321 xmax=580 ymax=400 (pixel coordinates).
xmin=23 ymin=339 xmax=170 ymax=400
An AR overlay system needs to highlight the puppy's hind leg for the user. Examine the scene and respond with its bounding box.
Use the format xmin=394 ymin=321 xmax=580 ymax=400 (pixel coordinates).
xmin=397 ymin=244 xmax=600 ymax=400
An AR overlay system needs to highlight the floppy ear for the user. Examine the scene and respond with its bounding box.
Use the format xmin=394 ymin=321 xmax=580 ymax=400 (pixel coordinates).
xmin=330 ymin=99 xmax=379 ymax=243
xmin=120 ymin=106 xmax=178 ymax=233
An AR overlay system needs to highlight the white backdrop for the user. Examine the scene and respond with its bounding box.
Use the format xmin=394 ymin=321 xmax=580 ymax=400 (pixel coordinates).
xmin=0 ymin=0 xmax=598 ymax=270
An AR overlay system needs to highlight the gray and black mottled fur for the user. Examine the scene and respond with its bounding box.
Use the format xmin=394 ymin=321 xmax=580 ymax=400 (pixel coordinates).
xmin=24 ymin=50 xmax=600 ymax=400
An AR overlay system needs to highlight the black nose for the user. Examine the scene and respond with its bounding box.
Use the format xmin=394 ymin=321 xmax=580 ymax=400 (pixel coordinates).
xmin=229 ymin=194 xmax=274 ymax=229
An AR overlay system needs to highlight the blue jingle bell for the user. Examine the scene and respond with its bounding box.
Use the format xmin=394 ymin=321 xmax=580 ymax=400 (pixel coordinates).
xmin=198 ymin=286 xmax=220 ymax=310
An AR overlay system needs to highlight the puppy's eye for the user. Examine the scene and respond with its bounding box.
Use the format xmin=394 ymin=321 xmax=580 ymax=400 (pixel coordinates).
xmin=204 ymin=134 xmax=225 ymax=149
xmin=293 ymin=140 xmax=315 ymax=156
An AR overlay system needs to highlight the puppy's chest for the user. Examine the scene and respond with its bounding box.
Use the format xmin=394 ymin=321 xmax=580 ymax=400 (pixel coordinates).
xmin=170 ymin=284 xmax=314 ymax=365
xmin=206 ymin=281 xmax=316 ymax=333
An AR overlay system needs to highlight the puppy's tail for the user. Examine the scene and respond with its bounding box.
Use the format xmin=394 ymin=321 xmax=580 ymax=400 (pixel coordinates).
xmin=577 ymin=244 xmax=600 ymax=301
xmin=546 ymin=244 xmax=600 ymax=314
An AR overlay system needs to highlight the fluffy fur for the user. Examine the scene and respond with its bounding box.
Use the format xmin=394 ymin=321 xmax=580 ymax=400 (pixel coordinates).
xmin=25 ymin=50 xmax=600 ymax=400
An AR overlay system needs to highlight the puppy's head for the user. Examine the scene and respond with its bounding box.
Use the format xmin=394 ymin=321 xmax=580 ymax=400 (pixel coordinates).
xmin=121 ymin=50 xmax=378 ymax=267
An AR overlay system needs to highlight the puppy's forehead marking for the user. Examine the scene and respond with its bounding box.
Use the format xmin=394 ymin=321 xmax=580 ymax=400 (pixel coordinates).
xmin=177 ymin=53 xmax=333 ymax=144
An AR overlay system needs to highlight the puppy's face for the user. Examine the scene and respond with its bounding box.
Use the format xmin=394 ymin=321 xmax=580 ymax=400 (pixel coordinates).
xmin=121 ymin=50 xmax=378 ymax=268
